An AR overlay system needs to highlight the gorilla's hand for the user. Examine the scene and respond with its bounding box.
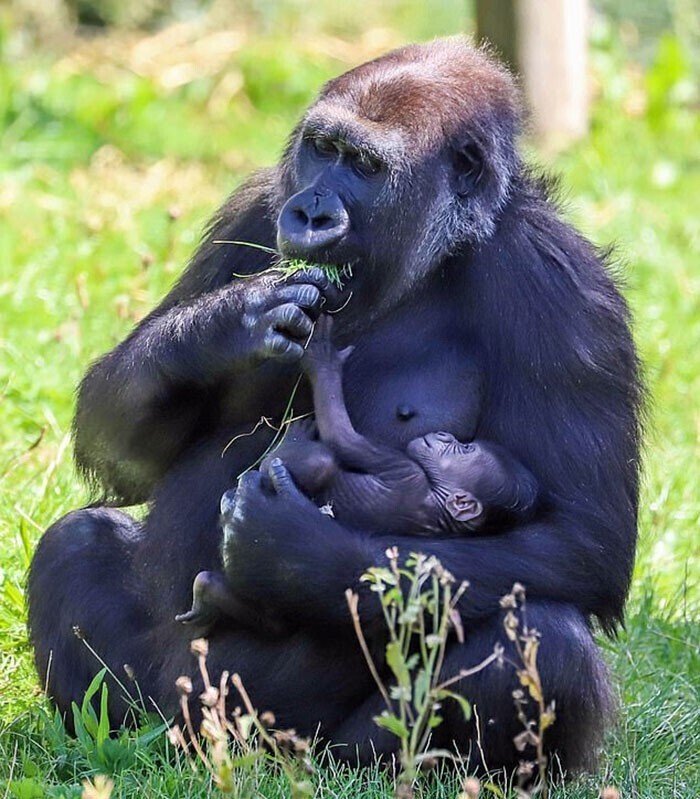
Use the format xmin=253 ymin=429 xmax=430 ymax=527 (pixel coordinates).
xmin=221 ymin=458 xmax=330 ymax=581
xmin=221 ymin=459 xmax=370 ymax=627
xmin=237 ymin=268 xmax=339 ymax=364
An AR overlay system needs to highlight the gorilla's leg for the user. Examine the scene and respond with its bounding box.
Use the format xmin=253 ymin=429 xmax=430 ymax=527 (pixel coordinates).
xmin=330 ymin=690 xmax=400 ymax=765
xmin=28 ymin=507 xmax=151 ymax=727
xmin=437 ymin=602 xmax=613 ymax=775
xmin=325 ymin=603 xmax=611 ymax=774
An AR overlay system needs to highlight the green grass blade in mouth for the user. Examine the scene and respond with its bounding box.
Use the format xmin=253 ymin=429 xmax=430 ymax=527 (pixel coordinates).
xmin=215 ymin=241 xmax=353 ymax=289
xmin=283 ymin=259 xmax=353 ymax=289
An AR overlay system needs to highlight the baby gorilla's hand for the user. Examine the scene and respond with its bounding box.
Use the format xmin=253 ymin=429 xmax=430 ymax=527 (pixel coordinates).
xmin=302 ymin=314 xmax=354 ymax=376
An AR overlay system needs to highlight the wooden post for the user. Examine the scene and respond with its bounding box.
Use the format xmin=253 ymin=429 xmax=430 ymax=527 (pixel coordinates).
xmin=475 ymin=0 xmax=589 ymax=151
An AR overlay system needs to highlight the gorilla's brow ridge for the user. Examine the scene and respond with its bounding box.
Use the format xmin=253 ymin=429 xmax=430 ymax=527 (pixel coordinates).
xmin=302 ymin=106 xmax=408 ymax=168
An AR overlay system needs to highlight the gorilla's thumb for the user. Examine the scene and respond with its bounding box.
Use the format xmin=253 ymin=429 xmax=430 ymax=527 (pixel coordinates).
xmin=268 ymin=458 xmax=297 ymax=496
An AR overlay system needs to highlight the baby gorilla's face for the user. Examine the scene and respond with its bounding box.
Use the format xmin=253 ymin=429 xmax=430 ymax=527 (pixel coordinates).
xmin=406 ymin=432 xmax=504 ymax=524
xmin=406 ymin=432 xmax=494 ymax=483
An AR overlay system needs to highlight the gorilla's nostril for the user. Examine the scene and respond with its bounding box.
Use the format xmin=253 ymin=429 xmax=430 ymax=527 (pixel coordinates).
xmin=293 ymin=208 xmax=310 ymax=226
xmin=311 ymin=213 xmax=333 ymax=230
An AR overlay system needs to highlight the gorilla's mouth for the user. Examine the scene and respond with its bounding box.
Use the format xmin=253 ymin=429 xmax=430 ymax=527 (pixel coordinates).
xmin=406 ymin=436 xmax=431 ymax=461
xmin=316 ymin=261 xmax=354 ymax=290
xmin=275 ymin=256 xmax=355 ymax=292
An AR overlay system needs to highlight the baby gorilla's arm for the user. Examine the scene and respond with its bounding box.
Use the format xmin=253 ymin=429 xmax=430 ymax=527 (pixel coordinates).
xmin=176 ymin=570 xmax=286 ymax=637
xmin=303 ymin=316 xmax=397 ymax=470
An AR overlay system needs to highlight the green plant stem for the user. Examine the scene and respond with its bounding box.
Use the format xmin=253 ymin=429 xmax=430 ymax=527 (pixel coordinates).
xmin=345 ymin=590 xmax=392 ymax=712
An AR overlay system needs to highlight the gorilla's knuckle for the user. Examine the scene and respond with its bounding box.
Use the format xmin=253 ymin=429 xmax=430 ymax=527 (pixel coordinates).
xmin=273 ymin=340 xmax=304 ymax=362
xmin=263 ymin=330 xmax=286 ymax=352
xmin=300 ymin=284 xmax=322 ymax=307
xmin=302 ymin=267 xmax=329 ymax=286
xmin=237 ymin=470 xmax=258 ymax=491
xmin=241 ymin=311 xmax=258 ymax=334
xmin=280 ymin=303 xmax=303 ymax=325
xmin=242 ymin=285 xmax=269 ymax=314
xmin=281 ymin=283 xmax=320 ymax=310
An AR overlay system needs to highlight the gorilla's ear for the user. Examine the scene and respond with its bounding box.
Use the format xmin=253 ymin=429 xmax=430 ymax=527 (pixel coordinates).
xmin=446 ymin=490 xmax=483 ymax=522
xmin=452 ymin=141 xmax=485 ymax=197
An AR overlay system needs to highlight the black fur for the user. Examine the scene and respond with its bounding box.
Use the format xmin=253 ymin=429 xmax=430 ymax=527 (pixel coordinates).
xmin=28 ymin=38 xmax=642 ymax=774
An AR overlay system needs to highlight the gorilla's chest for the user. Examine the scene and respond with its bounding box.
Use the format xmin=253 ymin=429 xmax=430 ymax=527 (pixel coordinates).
xmin=341 ymin=333 xmax=484 ymax=450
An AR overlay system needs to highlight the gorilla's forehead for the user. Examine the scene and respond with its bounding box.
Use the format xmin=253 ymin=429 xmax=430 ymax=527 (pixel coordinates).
xmin=315 ymin=36 xmax=520 ymax=152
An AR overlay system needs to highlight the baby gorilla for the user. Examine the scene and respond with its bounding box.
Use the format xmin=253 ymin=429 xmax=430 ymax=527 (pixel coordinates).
xmin=177 ymin=316 xmax=539 ymax=634
xmin=265 ymin=316 xmax=539 ymax=536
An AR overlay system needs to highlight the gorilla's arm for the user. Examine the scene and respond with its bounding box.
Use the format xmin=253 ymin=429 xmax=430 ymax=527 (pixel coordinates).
xmin=224 ymin=464 xmax=630 ymax=633
xmin=73 ymin=172 xmax=330 ymax=503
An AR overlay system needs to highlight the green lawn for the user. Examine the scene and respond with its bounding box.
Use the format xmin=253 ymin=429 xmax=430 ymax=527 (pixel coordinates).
xmin=0 ymin=6 xmax=698 ymax=798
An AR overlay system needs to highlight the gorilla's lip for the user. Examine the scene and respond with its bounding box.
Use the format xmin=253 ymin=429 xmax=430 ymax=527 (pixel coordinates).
xmin=406 ymin=437 xmax=431 ymax=459
xmin=277 ymin=245 xmax=356 ymax=285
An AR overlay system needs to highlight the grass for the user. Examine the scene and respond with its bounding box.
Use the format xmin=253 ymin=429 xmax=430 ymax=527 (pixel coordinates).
xmin=0 ymin=4 xmax=699 ymax=798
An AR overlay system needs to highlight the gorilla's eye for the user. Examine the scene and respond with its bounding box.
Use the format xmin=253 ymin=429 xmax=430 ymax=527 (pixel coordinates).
xmin=311 ymin=136 xmax=338 ymax=158
xmin=353 ymin=151 xmax=383 ymax=178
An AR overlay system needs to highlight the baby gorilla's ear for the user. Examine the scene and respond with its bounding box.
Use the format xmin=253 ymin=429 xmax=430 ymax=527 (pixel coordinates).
xmin=446 ymin=491 xmax=483 ymax=522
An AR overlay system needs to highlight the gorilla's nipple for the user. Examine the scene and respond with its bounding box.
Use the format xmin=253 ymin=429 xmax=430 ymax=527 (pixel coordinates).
xmin=397 ymin=404 xmax=416 ymax=421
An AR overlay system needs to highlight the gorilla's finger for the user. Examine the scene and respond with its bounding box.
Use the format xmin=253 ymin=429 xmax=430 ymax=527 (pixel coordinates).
xmin=267 ymin=458 xmax=301 ymax=498
xmin=267 ymin=304 xmax=314 ymax=340
xmin=235 ymin=470 xmax=265 ymax=502
xmin=315 ymin=313 xmax=333 ymax=337
xmin=263 ymin=331 xmax=305 ymax=362
xmin=273 ymin=284 xmax=322 ymax=313
xmin=284 ymin=269 xmax=342 ymax=311
xmin=283 ymin=267 xmax=331 ymax=292
xmin=220 ymin=488 xmax=237 ymax=516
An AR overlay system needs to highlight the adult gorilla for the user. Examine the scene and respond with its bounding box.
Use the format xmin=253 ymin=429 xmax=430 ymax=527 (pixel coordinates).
xmin=28 ymin=38 xmax=642 ymax=773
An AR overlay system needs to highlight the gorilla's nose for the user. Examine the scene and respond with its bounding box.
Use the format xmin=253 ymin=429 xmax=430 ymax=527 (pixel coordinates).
xmin=277 ymin=188 xmax=350 ymax=258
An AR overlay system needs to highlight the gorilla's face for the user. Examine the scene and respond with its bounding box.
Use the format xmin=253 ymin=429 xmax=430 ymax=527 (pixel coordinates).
xmin=276 ymin=118 xmax=486 ymax=312
xmin=276 ymin=130 xmax=389 ymax=269
xmin=274 ymin=40 xmax=521 ymax=315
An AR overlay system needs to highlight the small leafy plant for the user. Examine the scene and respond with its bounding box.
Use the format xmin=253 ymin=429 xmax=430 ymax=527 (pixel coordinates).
xmin=347 ymin=553 xmax=566 ymax=799
xmin=346 ymin=549 xmax=501 ymax=798
xmin=498 ymin=584 xmax=556 ymax=799
xmin=169 ymin=638 xmax=314 ymax=798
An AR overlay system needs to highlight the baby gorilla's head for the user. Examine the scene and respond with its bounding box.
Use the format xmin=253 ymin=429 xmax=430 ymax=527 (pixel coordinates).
xmin=406 ymin=432 xmax=539 ymax=532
